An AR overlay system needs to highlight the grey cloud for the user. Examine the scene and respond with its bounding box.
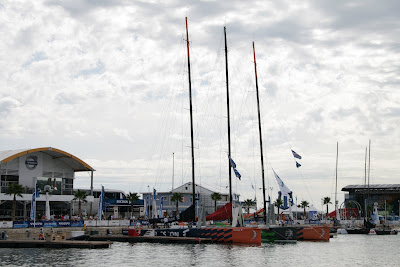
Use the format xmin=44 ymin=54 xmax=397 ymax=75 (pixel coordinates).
xmin=45 ymin=0 xmax=125 ymax=17
xmin=0 ymin=97 xmax=21 ymax=115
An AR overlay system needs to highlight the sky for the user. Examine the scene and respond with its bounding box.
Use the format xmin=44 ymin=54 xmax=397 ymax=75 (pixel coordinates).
xmin=1 ymin=0 xmax=400 ymax=212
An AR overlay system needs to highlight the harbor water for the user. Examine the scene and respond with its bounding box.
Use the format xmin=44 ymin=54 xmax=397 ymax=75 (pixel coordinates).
xmin=0 ymin=234 xmax=399 ymax=266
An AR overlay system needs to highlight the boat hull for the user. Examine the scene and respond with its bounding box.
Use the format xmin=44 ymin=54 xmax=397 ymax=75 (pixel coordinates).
xmin=346 ymin=228 xmax=369 ymax=234
xmin=139 ymin=227 xmax=261 ymax=245
xmin=297 ymin=225 xmax=330 ymax=241
xmin=260 ymin=227 xmax=297 ymax=243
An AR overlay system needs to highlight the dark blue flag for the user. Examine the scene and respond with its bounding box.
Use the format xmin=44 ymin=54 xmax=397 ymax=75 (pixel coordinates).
xmin=296 ymin=161 xmax=301 ymax=168
xmin=292 ymin=150 xmax=302 ymax=159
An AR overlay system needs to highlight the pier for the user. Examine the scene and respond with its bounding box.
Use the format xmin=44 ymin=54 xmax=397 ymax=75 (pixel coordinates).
xmin=88 ymin=235 xmax=213 ymax=244
xmin=0 ymin=239 xmax=112 ymax=249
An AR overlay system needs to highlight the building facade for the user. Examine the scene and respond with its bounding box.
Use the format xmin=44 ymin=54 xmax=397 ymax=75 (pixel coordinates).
xmin=0 ymin=147 xmax=95 ymax=220
xmin=142 ymin=182 xmax=230 ymax=218
xmin=342 ymin=184 xmax=400 ymax=217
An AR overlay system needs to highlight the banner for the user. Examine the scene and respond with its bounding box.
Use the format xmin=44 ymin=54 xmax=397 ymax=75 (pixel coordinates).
xmin=13 ymin=221 xmax=29 ymax=228
xmin=43 ymin=221 xmax=58 ymax=228
xmin=0 ymin=221 xmax=13 ymax=229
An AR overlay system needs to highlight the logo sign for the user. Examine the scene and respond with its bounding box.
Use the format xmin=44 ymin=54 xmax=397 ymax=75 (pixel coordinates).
xmin=116 ymin=200 xmax=129 ymax=204
xmin=25 ymin=156 xmax=38 ymax=170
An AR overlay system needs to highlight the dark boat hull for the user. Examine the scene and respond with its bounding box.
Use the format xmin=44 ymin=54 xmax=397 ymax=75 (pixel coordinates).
xmin=346 ymin=228 xmax=369 ymax=234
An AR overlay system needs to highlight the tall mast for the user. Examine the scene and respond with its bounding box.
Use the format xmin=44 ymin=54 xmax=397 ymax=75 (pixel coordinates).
xmin=367 ymin=139 xmax=371 ymax=216
xmin=185 ymin=17 xmax=196 ymax=222
xmin=252 ymin=42 xmax=267 ymax=224
xmin=364 ymin=146 xmax=367 ymax=218
xmin=224 ymin=27 xmax=233 ymax=204
xmin=335 ymin=142 xmax=339 ymax=219
xmin=172 ymin=152 xmax=175 ymax=191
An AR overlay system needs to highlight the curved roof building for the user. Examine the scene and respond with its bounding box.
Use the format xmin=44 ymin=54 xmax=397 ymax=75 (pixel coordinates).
xmin=0 ymin=147 xmax=95 ymax=220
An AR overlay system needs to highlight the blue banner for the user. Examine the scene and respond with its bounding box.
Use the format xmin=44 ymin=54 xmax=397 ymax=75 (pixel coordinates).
xmin=29 ymin=221 xmax=44 ymax=228
xmin=13 ymin=221 xmax=29 ymax=228
xmin=43 ymin=221 xmax=58 ymax=228
xmin=57 ymin=221 xmax=71 ymax=227
xmin=71 ymin=220 xmax=84 ymax=227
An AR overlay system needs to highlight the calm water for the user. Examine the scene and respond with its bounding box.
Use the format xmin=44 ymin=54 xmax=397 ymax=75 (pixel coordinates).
xmin=0 ymin=235 xmax=399 ymax=266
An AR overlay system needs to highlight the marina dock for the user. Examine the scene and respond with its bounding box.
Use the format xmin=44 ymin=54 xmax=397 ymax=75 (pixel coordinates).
xmin=0 ymin=239 xmax=112 ymax=249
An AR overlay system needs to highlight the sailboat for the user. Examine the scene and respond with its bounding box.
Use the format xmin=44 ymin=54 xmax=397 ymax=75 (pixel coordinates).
xmin=132 ymin=19 xmax=261 ymax=244
xmin=251 ymin=42 xmax=329 ymax=242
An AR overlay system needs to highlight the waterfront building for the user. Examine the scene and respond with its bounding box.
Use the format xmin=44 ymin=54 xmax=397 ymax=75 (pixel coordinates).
xmin=142 ymin=182 xmax=230 ymax=217
xmin=342 ymin=184 xmax=400 ymax=218
xmin=0 ymin=147 xmax=96 ymax=220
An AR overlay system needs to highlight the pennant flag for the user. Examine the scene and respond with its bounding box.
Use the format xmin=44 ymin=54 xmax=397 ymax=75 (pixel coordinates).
xmin=98 ymin=185 xmax=105 ymax=220
xmin=229 ymin=155 xmax=241 ymax=180
xmin=233 ymin=168 xmax=241 ymax=180
xmin=273 ymin=170 xmax=291 ymax=195
xmin=153 ymin=188 xmax=157 ymax=198
xmin=296 ymin=161 xmax=301 ymax=168
xmin=145 ymin=195 xmax=149 ymax=216
xmin=229 ymin=156 xmax=236 ymax=168
xmin=159 ymin=197 xmax=163 ymax=218
xmin=291 ymin=149 xmax=302 ymax=159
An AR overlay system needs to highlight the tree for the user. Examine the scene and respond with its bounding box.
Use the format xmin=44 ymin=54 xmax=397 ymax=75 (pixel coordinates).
xmin=6 ymin=183 xmax=24 ymax=221
xmin=127 ymin=192 xmax=139 ymax=218
xmin=211 ymin=192 xmax=222 ymax=212
xmin=244 ymin=199 xmax=254 ymax=215
xmin=323 ymin=197 xmax=332 ymax=219
xmin=73 ymin=190 xmax=87 ymax=217
xmin=300 ymin=200 xmax=310 ymax=219
xmin=274 ymin=198 xmax=284 ymax=221
xmin=171 ymin=192 xmax=183 ymax=216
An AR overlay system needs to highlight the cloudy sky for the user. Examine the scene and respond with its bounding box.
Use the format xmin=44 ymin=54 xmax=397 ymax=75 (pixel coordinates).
xmin=1 ymin=0 xmax=399 ymax=211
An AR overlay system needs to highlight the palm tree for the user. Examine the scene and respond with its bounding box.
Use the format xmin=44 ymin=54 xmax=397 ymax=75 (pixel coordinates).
xmin=171 ymin=192 xmax=183 ymax=216
xmin=300 ymin=200 xmax=310 ymax=219
xmin=274 ymin=198 xmax=284 ymax=221
xmin=127 ymin=192 xmax=139 ymax=218
xmin=211 ymin=192 xmax=222 ymax=212
xmin=244 ymin=199 xmax=254 ymax=215
xmin=6 ymin=183 xmax=24 ymax=221
xmin=323 ymin=197 xmax=332 ymax=219
xmin=73 ymin=190 xmax=87 ymax=217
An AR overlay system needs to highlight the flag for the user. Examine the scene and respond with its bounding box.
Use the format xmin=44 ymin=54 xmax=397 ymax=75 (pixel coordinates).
xmin=251 ymin=184 xmax=254 ymax=190
xmin=229 ymin=155 xmax=241 ymax=180
xmin=159 ymin=197 xmax=163 ymax=218
xmin=296 ymin=161 xmax=301 ymax=168
xmin=30 ymin=185 xmax=40 ymax=221
xmin=98 ymin=185 xmax=105 ymax=220
xmin=145 ymin=195 xmax=149 ymax=216
xmin=229 ymin=156 xmax=236 ymax=168
xmin=273 ymin=170 xmax=291 ymax=195
xmin=30 ymin=192 xmax=36 ymax=221
xmin=291 ymin=149 xmax=302 ymax=159
xmin=233 ymin=168 xmax=241 ymax=180
xmin=153 ymin=188 xmax=157 ymax=198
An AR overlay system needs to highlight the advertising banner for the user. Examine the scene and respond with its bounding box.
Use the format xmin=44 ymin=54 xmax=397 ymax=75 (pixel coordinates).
xmin=13 ymin=221 xmax=29 ymax=228
xmin=71 ymin=221 xmax=84 ymax=227
xmin=28 ymin=221 xmax=44 ymax=228
xmin=0 ymin=221 xmax=13 ymax=229
xmin=57 ymin=221 xmax=71 ymax=227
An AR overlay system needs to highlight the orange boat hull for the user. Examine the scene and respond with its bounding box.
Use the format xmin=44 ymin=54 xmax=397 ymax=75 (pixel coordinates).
xmin=297 ymin=225 xmax=330 ymax=241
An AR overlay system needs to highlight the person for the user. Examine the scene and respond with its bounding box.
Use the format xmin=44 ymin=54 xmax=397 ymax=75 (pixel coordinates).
xmin=164 ymin=217 xmax=169 ymax=228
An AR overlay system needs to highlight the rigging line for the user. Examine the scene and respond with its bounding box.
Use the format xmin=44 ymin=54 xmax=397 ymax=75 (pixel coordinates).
xmin=153 ymin=53 xmax=187 ymax=189
xmin=256 ymin=66 xmax=315 ymax=206
xmin=140 ymin=37 xmax=187 ymax=191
